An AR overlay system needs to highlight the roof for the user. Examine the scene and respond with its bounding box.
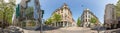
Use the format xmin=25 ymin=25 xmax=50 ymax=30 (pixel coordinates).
xmin=52 ymin=3 xmax=72 ymax=15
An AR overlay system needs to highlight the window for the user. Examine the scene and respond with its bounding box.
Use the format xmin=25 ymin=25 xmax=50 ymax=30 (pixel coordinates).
xmin=61 ymin=11 xmax=63 ymax=13
xmin=88 ymin=14 xmax=89 ymax=18
xmin=86 ymin=19 xmax=87 ymax=22
xmin=112 ymin=8 xmax=114 ymax=19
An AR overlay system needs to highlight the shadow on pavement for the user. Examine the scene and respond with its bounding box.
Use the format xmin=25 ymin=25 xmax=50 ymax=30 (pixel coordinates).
xmin=90 ymin=26 xmax=106 ymax=33
xmin=104 ymin=28 xmax=120 ymax=33
xmin=35 ymin=25 xmax=62 ymax=31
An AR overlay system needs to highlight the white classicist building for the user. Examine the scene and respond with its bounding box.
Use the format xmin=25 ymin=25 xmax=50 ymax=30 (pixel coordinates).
xmin=51 ymin=3 xmax=76 ymax=27
xmin=81 ymin=8 xmax=100 ymax=28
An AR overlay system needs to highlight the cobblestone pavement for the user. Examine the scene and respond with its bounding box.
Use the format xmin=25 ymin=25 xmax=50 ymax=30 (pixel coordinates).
xmin=44 ymin=27 xmax=105 ymax=33
xmin=104 ymin=28 xmax=120 ymax=33
xmin=22 ymin=27 xmax=105 ymax=33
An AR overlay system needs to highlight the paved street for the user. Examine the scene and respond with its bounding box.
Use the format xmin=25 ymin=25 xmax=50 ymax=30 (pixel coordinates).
xmin=22 ymin=26 xmax=105 ymax=33
xmin=104 ymin=28 xmax=120 ymax=33
xmin=0 ymin=25 xmax=106 ymax=33
xmin=1 ymin=26 xmax=119 ymax=33
xmin=44 ymin=27 xmax=102 ymax=33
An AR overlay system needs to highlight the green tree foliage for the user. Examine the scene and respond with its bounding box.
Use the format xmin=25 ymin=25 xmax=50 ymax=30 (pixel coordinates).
xmin=45 ymin=13 xmax=62 ymax=25
xmin=0 ymin=0 xmax=15 ymax=28
xmin=45 ymin=18 xmax=53 ymax=25
xmin=116 ymin=0 xmax=120 ymax=17
xmin=30 ymin=20 xmax=36 ymax=26
xmin=52 ymin=13 xmax=62 ymax=22
xmin=90 ymin=17 xmax=97 ymax=24
xmin=26 ymin=20 xmax=36 ymax=27
xmin=25 ymin=7 xmax=34 ymax=19
xmin=77 ymin=18 xmax=81 ymax=27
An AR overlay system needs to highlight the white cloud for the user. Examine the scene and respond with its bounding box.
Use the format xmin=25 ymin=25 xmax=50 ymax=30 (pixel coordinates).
xmin=4 ymin=0 xmax=9 ymax=3
xmin=16 ymin=0 xmax=21 ymax=4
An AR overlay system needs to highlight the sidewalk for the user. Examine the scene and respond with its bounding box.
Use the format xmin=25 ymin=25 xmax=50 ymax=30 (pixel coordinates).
xmin=59 ymin=27 xmax=90 ymax=31
xmin=23 ymin=30 xmax=40 ymax=33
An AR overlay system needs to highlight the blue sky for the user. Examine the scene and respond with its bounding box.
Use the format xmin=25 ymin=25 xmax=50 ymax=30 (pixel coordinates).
xmin=16 ymin=0 xmax=118 ymax=24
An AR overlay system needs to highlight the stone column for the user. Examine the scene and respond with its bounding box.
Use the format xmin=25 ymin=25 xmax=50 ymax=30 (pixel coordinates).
xmin=57 ymin=22 xmax=59 ymax=27
xmin=61 ymin=22 xmax=62 ymax=27
xmin=54 ymin=22 xmax=56 ymax=27
xmin=63 ymin=22 xmax=64 ymax=27
xmin=59 ymin=22 xmax=61 ymax=27
xmin=84 ymin=22 xmax=86 ymax=27
xmin=58 ymin=22 xmax=59 ymax=27
xmin=67 ymin=22 xmax=68 ymax=27
xmin=56 ymin=22 xmax=57 ymax=27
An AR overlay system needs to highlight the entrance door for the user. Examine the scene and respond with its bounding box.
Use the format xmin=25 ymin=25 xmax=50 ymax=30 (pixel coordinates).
xmin=118 ymin=21 xmax=120 ymax=28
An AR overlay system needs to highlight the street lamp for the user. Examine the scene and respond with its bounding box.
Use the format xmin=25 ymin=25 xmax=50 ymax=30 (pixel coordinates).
xmin=34 ymin=0 xmax=44 ymax=33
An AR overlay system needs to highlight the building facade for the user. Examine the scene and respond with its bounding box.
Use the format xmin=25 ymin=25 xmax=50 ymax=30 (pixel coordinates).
xmin=81 ymin=8 xmax=100 ymax=28
xmin=15 ymin=0 xmax=43 ymax=29
xmin=104 ymin=4 xmax=117 ymax=29
xmin=15 ymin=0 xmax=30 ymax=27
xmin=51 ymin=3 xmax=75 ymax=27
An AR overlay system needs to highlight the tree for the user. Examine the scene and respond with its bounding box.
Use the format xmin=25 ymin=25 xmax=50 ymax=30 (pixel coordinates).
xmin=29 ymin=20 xmax=36 ymax=26
xmin=26 ymin=20 xmax=36 ymax=27
xmin=116 ymin=0 xmax=120 ymax=18
xmin=77 ymin=18 xmax=81 ymax=27
xmin=90 ymin=17 xmax=97 ymax=24
xmin=45 ymin=18 xmax=53 ymax=25
xmin=52 ymin=13 xmax=62 ymax=22
xmin=0 ymin=0 xmax=15 ymax=28
xmin=25 ymin=7 xmax=35 ymax=27
xmin=25 ymin=7 xmax=34 ymax=19
xmin=45 ymin=13 xmax=62 ymax=25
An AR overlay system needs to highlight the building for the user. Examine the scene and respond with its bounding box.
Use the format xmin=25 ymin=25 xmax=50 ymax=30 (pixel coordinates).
xmin=81 ymin=8 xmax=100 ymax=28
xmin=15 ymin=0 xmax=30 ymax=27
xmin=104 ymin=4 xmax=117 ymax=29
xmin=15 ymin=0 xmax=44 ymax=29
xmin=51 ymin=3 xmax=75 ymax=27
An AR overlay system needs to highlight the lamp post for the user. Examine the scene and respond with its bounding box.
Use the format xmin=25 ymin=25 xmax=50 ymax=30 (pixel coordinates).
xmin=34 ymin=0 xmax=44 ymax=33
